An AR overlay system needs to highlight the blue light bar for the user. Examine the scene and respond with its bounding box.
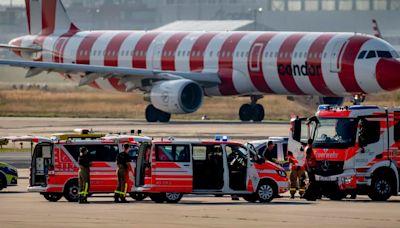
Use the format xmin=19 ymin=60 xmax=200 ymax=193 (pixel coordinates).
xmin=215 ymin=135 xmax=222 ymax=141
xmin=349 ymin=105 xmax=379 ymax=110
xmin=318 ymin=105 xmax=331 ymax=110
xmin=215 ymin=135 xmax=229 ymax=141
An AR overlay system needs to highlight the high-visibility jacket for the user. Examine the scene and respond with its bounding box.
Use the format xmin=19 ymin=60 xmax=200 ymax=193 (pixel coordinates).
xmin=288 ymin=155 xmax=305 ymax=171
xmin=305 ymin=145 xmax=317 ymax=169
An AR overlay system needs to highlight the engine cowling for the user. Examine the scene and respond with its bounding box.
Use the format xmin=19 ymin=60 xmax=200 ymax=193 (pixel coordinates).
xmin=150 ymin=79 xmax=204 ymax=114
xmin=287 ymin=96 xmax=344 ymax=110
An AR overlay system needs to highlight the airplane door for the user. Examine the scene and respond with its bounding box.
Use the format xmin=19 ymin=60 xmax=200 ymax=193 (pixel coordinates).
xmin=249 ymin=43 xmax=263 ymax=72
xmin=152 ymin=44 xmax=163 ymax=70
xmin=330 ymin=39 xmax=348 ymax=73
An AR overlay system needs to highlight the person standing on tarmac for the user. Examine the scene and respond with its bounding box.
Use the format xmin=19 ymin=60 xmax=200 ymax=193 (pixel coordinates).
xmin=288 ymin=151 xmax=306 ymax=199
xmin=114 ymin=144 xmax=133 ymax=203
xmin=78 ymin=147 xmax=91 ymax=204
xmin=303 ymin=139 xmax=318 ymax=201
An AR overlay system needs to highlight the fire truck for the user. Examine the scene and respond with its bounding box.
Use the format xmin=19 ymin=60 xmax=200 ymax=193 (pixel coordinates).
xmin=288 ymin=105 xmax=400 ymax=201
xmin=6 ymin=134 xmax=151 ymax=202
xmin=133 ymin=136 xmax=289 ymax=203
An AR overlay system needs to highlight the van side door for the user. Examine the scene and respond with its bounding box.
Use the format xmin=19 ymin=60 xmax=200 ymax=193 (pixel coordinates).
xmin=153 ymin=144 xmax=192 ymax=193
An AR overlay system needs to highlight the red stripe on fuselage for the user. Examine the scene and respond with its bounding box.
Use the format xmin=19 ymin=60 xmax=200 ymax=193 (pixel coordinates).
xmin=161 ymin=32 xmax=189 ymax=71
xmin=338 ymin=36 xmax=370 ymax=94
xmin=25 ymin=0 xmax=31 ymax=34
xmin=247 ymin=32 xmax=277 ymax=93
xmin=306 ymin=34 xmax=337 ymax=96
xmin=75 ymin=31 xmax=104 ymax=65
xmin=104 ymin=32 xmax=132 ymax=92
xmin=41 ymin=0 xmax=56 ymax=35
xmin=53 ymin=24 xmax=80 ymax=63
xmin=189 ymin=32 xmax=218 ymax=72
xmin=218 ymin=33 xmax=246 ymax=95
xmin=132 ymin=32 xmax=160 ymax=69
xmin=277 ymin=33 xmax=306 ymax=95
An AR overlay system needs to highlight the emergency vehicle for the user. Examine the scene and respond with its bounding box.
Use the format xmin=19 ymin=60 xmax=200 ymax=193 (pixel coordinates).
xmin=50 ymin=129 xmax=106 ymax=141
xmin=133 ymin=136 xmax=289 ymax=203
xmin=247 ymin=137 xmax=289 ymax=170
xmin=288 ymin=105 xmax=400 ymax=201
xmin=0 ymin=162 xmax=18 ymax=190
xmin=5 ymin=134 xmax=151 ymax=202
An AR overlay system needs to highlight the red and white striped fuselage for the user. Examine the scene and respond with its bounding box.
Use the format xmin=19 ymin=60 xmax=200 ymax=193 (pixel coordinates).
xmin=10 ymin=30 xmax=400 ymax=97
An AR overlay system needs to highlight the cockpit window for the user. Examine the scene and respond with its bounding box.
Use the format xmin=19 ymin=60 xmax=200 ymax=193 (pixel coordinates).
xmin=357 ymin=50 xmax=367 ymax=59
xmin=366 ymin=51 xmax=376 ymax=59
xmin=377 ymin=51 xmax=392 ymax=58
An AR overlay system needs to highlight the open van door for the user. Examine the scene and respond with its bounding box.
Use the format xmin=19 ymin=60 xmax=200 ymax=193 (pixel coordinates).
xmin=135 ymin=142 xmax=149 ymax=187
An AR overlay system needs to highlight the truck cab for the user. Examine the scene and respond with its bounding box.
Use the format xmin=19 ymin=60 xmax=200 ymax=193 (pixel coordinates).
xmin=134 ymin=136 xmax=288 ymax=203
xmin=288 ymin=105 xmax=400 ymax=201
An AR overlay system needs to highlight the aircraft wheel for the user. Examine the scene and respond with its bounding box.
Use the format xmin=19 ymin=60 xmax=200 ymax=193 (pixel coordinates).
xmin=239 ymin=104 xmax=252 ymax=121
xmin=145 ymin=105 xmax=171 ymax=122
xmin=252 ymin=104 xmax=265 ymax=122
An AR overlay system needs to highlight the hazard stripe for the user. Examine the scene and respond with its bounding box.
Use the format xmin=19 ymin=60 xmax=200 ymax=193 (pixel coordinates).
xmin=161 ymin=32 xmax=189 ymax=71
xmin=307 ymin=34 xmax=337 ymax=96
xmin=41 ymin=0 xmax=56 ymax=35
xmin=189 ymin=32 xmax=218 ymax=72
xmin=247 ymin=32 xmax=276 ymax=93
xmin=338 ymin=36 xmax=370 ymax=93
xmin=132 ymin=32 xmax=160 ymax=69
xmin=104 ymin=32 xmax=131 ymax=92
xmin=218 ymin=33 xmax=246 ymax=95
xmin=277 ymin=33 xmax=306 ymax=95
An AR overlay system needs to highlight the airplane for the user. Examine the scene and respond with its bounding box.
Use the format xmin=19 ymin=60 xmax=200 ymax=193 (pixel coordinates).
xmin=1 ymin=0 xmax=400 ymax=122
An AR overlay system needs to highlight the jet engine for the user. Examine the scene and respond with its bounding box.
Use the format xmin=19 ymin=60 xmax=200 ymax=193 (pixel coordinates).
xmin=150 ymin=79 xmax=203 ymax=114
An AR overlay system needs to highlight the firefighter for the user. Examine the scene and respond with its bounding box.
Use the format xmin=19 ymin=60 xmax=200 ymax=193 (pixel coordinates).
xmin=303 ymin=139 xmax=319 ymax=201
xmin=288 ymin=151 xmax=306 ymax=199
xmin=78 ymin=147 xmax=91 ymax=204
xmin=114 ymin=144 xmax=133 ymax=203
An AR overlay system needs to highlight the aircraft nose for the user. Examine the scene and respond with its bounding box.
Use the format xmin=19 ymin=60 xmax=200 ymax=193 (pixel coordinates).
xmin=376 ymin=58 xmax=400 ymax=91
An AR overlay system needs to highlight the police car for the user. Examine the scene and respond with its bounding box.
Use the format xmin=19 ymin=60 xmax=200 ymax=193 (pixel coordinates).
xmin=0 ymin=162 xmax=18 ymax=190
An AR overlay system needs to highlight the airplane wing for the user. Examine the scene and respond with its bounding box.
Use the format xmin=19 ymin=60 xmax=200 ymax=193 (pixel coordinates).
xmin=0 ymin=44 xmax=42 ymax=52
xmin=0 ymin=59 xmax=220 ymax=91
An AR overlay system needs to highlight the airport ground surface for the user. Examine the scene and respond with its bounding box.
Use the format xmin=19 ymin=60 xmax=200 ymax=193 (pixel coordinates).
xmin=1 ymin=117 xmax=400 ymax=227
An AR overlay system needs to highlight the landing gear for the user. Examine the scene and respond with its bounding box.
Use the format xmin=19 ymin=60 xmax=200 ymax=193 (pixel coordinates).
xmin=145 ymin=104 xmax=171 ymax=122
xmin=239 ymin=96 xmax=265 ymax=122
xmin=352 ymin=94 xmax=366 ymax=105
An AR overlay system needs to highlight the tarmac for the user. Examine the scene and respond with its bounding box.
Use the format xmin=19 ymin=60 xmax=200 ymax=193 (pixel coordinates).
xmin=1 ymin=117 xmax=400 ymax=227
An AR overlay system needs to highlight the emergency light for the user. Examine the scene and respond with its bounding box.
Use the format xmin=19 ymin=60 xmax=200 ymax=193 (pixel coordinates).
xmin=215 ymin=135 xmax=229 ymax=142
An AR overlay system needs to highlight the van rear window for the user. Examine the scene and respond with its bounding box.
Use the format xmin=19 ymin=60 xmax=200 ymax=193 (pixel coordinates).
xmin=156 ymin=144 xmax=190 ymax=162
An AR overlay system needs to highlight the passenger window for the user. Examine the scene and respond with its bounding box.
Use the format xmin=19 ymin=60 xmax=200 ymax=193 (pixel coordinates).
xmin=64 ymin=144 xmax=119 ymax=162
xmin=155 ymin=145 xmax=190 ymax=162
xmin=225 ymin=145 xmax=248 ymax=167
xmin=358 ymin=119 xmax=381 ymax=146
xmin=366 ymin=51 xmax=376 ymax=59
xmin=377 ymin=51 xmax=392 ymax=58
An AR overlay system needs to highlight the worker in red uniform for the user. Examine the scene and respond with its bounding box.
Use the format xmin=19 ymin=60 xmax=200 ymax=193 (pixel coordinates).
xmin=288 ymin=151 xmax=306 ymax=199
xmin=303 ymin=138 xmax=319 ymax=201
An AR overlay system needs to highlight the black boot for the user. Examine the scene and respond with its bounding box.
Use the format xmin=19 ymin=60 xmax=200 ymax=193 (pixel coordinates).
xmin=120 ymin=197 xmax=128 ymax=203
xmin=114 ymin=193 xmax=120 ymax=203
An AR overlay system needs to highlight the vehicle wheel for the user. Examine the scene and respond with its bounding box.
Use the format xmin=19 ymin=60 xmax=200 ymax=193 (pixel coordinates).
xmin=149 ymin=193 xmax=165 ymax=203
xmin=129 ymin=192 xmax=148 ymax=201
xmin=63 ymin=180 xmax=79 ymax=202
xmin=145 ymin=105 xmax=158 ymax=122
xmin=239 ymin=104 xmax=252 ymax=121
xmin=43 ymin=193 xmax=63 ymax=202
xmin=256 ymin=181 xmax=275 ymax=203
xmin=158 ymin=111 xmax=171 ymax=123
xmin=163 ymin=192 xmax=183 ymax=203
xmin=242 ymin=194 xmax=258 ymax=203
xmin=0 ymin=173 xmax=6 ymax=190
xmin=368 ymin=176 xmax=393 ymax=201
xmin=252 ymin=104 xmax=265 ymax=122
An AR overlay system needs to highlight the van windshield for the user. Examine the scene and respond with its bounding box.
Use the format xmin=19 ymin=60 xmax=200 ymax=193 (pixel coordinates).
xmin=312 ymin=118 xmax=358 ymax=149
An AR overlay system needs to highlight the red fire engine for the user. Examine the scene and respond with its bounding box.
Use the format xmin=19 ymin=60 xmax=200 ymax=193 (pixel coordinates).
xmin=289 ymin=105 xmax=400 ymax=201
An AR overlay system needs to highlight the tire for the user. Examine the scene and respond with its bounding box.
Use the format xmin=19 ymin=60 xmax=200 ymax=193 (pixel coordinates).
xmin=242 ymin=194 xmax=258 ymax=203
xmin=43 ymin=193 xmax=63 ymax=202
xmin=256 ymin=181 xmax=276 ymax=203
xmin=149 ymin=193 xmax=165 ymax=203
xmin=158 ymin=111 xmax=171 ymax=123
xmin=145 ymin=105 xmax=158 ymax=122
xmin=239 ymin=104 xmax=252 ymax=121
xmin=252 ymin=104 xmax=265 ymax=122
xmin=0 ymin=173 xmax=6 ymax=191
xmin=162 ymin=192 xmax=183 ymax=203
xmin=129 ymin=192 xmax=148 ymax=201
xmin=368 ymin=175 xmax=393 ymax=201
xmin=63 ymin=180 xmax=79 ymax=202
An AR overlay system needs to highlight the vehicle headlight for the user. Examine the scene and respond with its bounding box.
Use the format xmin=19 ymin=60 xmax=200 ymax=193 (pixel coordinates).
xmin=344 ymin=176 xmax=353 ymax=184
xmin=276 ymin=170 xmax=287 ymax=177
